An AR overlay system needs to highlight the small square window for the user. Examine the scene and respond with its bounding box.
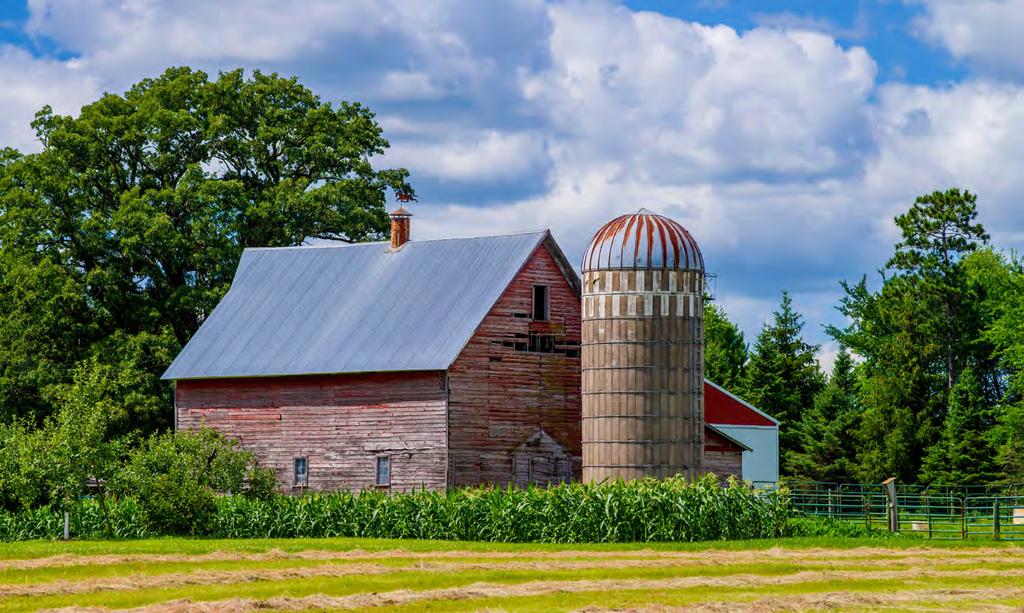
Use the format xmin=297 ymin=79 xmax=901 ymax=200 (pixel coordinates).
xmin=376 ymin=456 xmax=391 ymax=487
xmin=294 ymin=457 xmax=308 ymax=487
xmin=533 ymin=285 xmax=549 ymax=321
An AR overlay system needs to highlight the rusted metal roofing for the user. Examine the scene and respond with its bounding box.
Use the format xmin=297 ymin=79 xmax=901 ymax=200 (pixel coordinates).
xmin=163 ymin=230 xmax=576 ymax=380
xmin=581 ymin=208 xmax=703 ymax=272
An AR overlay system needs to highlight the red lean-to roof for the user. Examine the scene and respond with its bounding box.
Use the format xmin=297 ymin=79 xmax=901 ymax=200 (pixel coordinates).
xmin=704 ymin=380 xmax=779 ymax=427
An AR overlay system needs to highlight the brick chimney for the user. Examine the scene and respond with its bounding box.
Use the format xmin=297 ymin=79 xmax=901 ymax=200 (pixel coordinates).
xmin=389 ymin=206 xmax=412 ymax=249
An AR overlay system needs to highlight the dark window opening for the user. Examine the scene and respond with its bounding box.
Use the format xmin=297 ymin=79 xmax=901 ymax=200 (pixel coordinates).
xmin=528 ymin=332 xmax=556 ymax=353
xmin=376 ymin=456 xmax=391 ymax=487
xmin=492 ymin=337 xmax=579 ymax=356
xmin=532 ymin=285 xmax=549 ymax=321
xmin=294 ymin=457 xmax=308 ymax=487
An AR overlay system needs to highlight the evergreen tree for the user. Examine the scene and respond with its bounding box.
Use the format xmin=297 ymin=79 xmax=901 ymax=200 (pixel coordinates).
xmin=888 ymin=188 xmax=990 ymax=391
xmin=703 ymin=303 xmax=748 ymax=392
xmin=789 ymin=347 xmax=861 ymax=482
xmin=830 ymin=189 xmax=995 ymax=482
xmin=971 ymin=249 xmax=1024 ymax=483
xmin=918 ymin=367 xmax=1000 ymax=485
xmin=744 ymin=291 xmax=824 ymax=475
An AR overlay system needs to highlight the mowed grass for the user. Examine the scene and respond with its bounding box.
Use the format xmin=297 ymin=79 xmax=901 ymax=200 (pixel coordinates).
xmin=1 ymin=536 xmax=1022 ymax=611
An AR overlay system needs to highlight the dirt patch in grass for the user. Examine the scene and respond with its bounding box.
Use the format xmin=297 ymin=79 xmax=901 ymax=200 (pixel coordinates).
xmin=687 ymin=587 xmax=1024 ymax=612
xmin=6 ymin=545 xmax=1021 ymax=572
xmin=41 ymin=567 xmax=1024 ymax=612
xmin=9 ymin=551 xmax=1024 ymax=599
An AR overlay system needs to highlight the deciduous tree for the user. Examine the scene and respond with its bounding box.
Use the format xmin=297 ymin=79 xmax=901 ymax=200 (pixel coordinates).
xmin=703 ymin=303 xmax=748 ymax=392
xmin=0 ymin=67 xmax=412 ymax=429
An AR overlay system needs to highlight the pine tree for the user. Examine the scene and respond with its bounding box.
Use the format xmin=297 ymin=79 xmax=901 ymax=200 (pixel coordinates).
xmin=703 ymin=303 xmax=747 ymax=392
xmin=744 ymin=291 xmax=824 ymax=475
xmin=789 ymin=347 xmax=861 ymax=482
xmin=831 ymin=190 xmax=995 ymax=483
xmin=888 ymin=188 xmax=990 ymax=391
xmin=918 ymin=367 xmax=1000 ymax=485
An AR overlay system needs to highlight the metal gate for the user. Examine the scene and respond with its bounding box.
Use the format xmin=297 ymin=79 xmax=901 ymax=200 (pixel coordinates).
xmin=769 ymin=480 xmax=1024 ymax=541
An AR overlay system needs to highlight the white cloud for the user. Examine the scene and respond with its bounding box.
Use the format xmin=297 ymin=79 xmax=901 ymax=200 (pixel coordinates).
xmin=6 ymin=0 xmax=1024 ymax=350
xmin=867 ymin=80 xmax=1024 ymax=245
xmin=522 ymin=4 xmax=877 ymax=182
xmin=914 ymin=0 xmax=1024 ymax=77
xmin=386 ymin=131 xmax=547 ymax=182
xmin=0 ymin=45 xmax=99 ymax=152
xmin=24 ymin=0 xmax=551 ymax=105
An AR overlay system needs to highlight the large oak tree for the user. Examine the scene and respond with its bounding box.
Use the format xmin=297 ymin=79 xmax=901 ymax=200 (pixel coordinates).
xmin=0 ymin=67 xmax=412 ymax=430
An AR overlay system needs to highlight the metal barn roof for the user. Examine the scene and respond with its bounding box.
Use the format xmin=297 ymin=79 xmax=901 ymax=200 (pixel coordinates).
xmin=163 ymin=230 xmax=575 ymax=380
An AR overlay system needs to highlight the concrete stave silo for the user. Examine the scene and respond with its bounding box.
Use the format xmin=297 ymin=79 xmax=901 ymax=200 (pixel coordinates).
xmin=580 ymin=209 xmax=705 ymax=482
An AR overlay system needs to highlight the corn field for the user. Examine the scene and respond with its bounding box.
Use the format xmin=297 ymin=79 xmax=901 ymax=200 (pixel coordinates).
xmin=0 ymin=475 xmax=790 ymax=543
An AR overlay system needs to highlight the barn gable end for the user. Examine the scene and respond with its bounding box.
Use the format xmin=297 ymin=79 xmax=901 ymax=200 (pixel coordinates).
xmin=447 ymin=239 xmax=583 ymax=487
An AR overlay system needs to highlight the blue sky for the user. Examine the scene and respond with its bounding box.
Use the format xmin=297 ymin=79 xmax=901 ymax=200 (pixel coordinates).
xmin=2 ymin=0 xmax=1024 ymax=369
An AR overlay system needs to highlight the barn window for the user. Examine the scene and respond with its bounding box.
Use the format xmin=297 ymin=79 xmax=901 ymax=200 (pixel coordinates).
xmin=376 ymin=456 xmax=391 ymax=487
xmin=532 ymin=285 xmax=549 ymax=321
xmin=528 ymin=332 xmax=556 ymax=353
xmin=294 ymin=457 xmax=308 ymax=487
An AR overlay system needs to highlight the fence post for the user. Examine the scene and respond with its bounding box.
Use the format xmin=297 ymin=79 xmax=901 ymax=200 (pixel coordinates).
xmin=994 ymin=499 xmax=1001 ymax=541
xmin=926 ymin=495 xmax=932 ymax=539
xmin=63 ymin=511 xmax=70 ymax=541
xmin=961 ymin=499 xmax=967 ymax=539
xmin=882 ymin=477 xmax=899 ymax=533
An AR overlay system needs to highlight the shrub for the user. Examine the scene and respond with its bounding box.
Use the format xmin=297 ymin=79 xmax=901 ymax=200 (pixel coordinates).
xmin=245 ymin=466 xmax=278 ymax=501
xmin=109 ymin=429 xmax=276 ymax=535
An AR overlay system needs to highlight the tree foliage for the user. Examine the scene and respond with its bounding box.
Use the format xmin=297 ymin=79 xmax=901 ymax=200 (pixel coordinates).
xmin=0 ymin=67 xmax=411 ymax=429
xmin=918 ymin=367 xmax=1001 ymax=485
xmin=830 ymin=189 xmax=1005 ymax=483
xmin=789 ymin=347 xmax=861 ymax=483
xmin=703 ymin=302 xmax=748 ymax=391
xmin=743 ymin=292 xmax=823 ymax=475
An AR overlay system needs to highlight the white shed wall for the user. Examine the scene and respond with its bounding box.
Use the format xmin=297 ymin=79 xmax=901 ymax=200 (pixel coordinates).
xmin=708 ymin=424 xmax=779 ymax=484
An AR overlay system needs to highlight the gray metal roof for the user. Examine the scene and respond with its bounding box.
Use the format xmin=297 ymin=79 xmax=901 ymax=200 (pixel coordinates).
xmin=163 ymin=230 xmax=575 ymax=380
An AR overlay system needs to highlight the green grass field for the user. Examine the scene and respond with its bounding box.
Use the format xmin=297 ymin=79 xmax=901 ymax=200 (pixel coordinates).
xmin=1 ymin=537 xmax=1023 ymax=611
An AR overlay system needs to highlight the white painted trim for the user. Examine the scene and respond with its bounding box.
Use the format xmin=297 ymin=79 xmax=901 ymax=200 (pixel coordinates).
xmin=704 ymin=379 xmax=781 ymax=425
xmin=707 ymin=422 xmax=777 ymax=431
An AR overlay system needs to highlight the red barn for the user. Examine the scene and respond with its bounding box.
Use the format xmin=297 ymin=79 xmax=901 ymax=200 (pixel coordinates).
xmin=164 ymin=212 xmax=776 ymax=491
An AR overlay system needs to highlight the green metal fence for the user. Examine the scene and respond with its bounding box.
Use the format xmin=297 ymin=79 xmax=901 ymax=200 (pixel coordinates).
xmin=760 ymin=480 xmax=1024 ymax=541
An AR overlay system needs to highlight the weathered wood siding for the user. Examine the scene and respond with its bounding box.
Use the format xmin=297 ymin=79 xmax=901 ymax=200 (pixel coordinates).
xmin=704 ymin=427 xmax=743 ymax=481
xmin=447 ymin=241 xmax=583 ymax=487
xmin=704 ymin=451 xmax=742 ymax=480
xmin=175 ymin=371 xmax=448 ymax=492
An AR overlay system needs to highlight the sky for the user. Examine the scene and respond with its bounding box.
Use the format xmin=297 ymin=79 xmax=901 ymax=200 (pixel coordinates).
xmin=3 ymin=0 xmax=1024 ymax=371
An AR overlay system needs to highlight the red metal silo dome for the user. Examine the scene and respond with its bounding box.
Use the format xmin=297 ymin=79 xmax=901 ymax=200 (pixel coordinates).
xmin=582 ymin=208 xmax=703 ymax=273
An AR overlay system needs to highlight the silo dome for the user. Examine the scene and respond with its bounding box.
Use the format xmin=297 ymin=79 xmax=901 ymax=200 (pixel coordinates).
xmin=582 ymin=208 xmax=703 ymax=273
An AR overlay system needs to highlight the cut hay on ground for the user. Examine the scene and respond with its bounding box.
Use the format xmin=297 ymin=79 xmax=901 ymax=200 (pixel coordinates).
xmin=2 ymin=540 xmax=1021 ymax=612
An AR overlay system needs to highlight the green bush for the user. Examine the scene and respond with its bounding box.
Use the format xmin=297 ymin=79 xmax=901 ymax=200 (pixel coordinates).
xmin=1 ymin=475 xmax=791 ymax=543
xmin=109 ymin=429 xmax=277 ymax=535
